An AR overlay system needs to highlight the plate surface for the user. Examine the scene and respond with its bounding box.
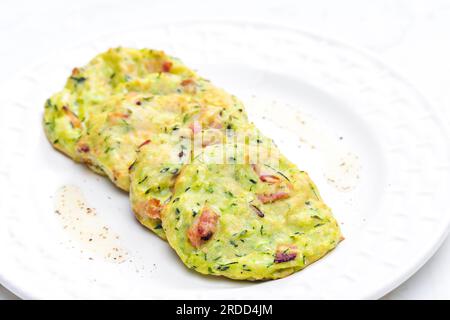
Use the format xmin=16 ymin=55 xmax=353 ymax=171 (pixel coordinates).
xmin=0 ymin=21 xmax=449 ymax=299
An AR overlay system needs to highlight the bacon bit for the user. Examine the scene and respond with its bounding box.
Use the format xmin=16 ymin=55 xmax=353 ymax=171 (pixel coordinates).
xmin=180 ymin=78 xmax=197 ymax=94
xmin=71 ymin=68 xmax=80 ymax=76
xmin=251 ymin=164 xmax=261 ymax=175
xmin=259 ymin=174 xmax=281 ymax=184
xmin=181 ymin=78 xmax=195 ymax=86
xmin=189 ymin=121 xmax=202 ymax=134
xmin=138 ymin=139 xmax=151 ymax=149
xmin=257 ymin=192 xmax=290 ymax=204
xmin=62 ymin=106 xmax=81 ymax=128
xmin=77 ymin=144 xmax=90 ymax=153
xmin=274 ymin=245 xmax=297 ymax=263
xmin=250 ymin=204 xmax=264 ymax=217
xmin=110 ymin=112 xmax=130 ymax=119
xmin=135 ymin=198 xmax=163 ymax=219
xmin=162 ymin=61 xmax=173 ymax=72
xmin=135 ymin=100 xmax=142 ymax=105
xmin=187 ymin=206 xmax=220 ymax=248
xmin=252 ymin=165 xmax=281 ymax=184
xmin=128 ymin=160 xmax=136 ymax=171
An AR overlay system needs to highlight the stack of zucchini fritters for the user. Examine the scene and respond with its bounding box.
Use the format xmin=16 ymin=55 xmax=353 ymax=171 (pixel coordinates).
xmin=44 ymin=48 xmax=342 ymax=280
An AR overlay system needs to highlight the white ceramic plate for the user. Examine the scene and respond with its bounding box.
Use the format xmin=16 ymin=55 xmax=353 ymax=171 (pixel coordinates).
xmin=0 ymin=21 xmax=449 ymax=299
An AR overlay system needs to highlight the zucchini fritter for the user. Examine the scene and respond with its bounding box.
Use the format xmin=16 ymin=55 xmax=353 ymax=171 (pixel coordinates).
xmin=162 ymin=144 xmax=343 ymax=280
xmin=43 ymin=47 xmax=197 ymax=172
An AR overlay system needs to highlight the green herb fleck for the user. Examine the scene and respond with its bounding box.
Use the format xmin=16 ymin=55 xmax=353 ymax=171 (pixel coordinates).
xmin=229 ymin=240 xmax=238 ymax=248
xmin=225 ymin=191 xmax=234 ymax=197
xmin=70 ymin=76 xmax=87 ymax=84
xmin=314 ymin=223 xmax=324 ymax=228
xmin=310 ymin=184 xmax=320 ymax=200
xmin=138 ymin=176 xmax=148 ymax=184
xmin=242 ymin=265 xmax=252 ymax=272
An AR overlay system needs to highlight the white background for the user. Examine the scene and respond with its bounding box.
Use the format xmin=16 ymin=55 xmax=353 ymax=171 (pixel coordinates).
xmin=0 ymin=0 xmax=448 ymax=299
